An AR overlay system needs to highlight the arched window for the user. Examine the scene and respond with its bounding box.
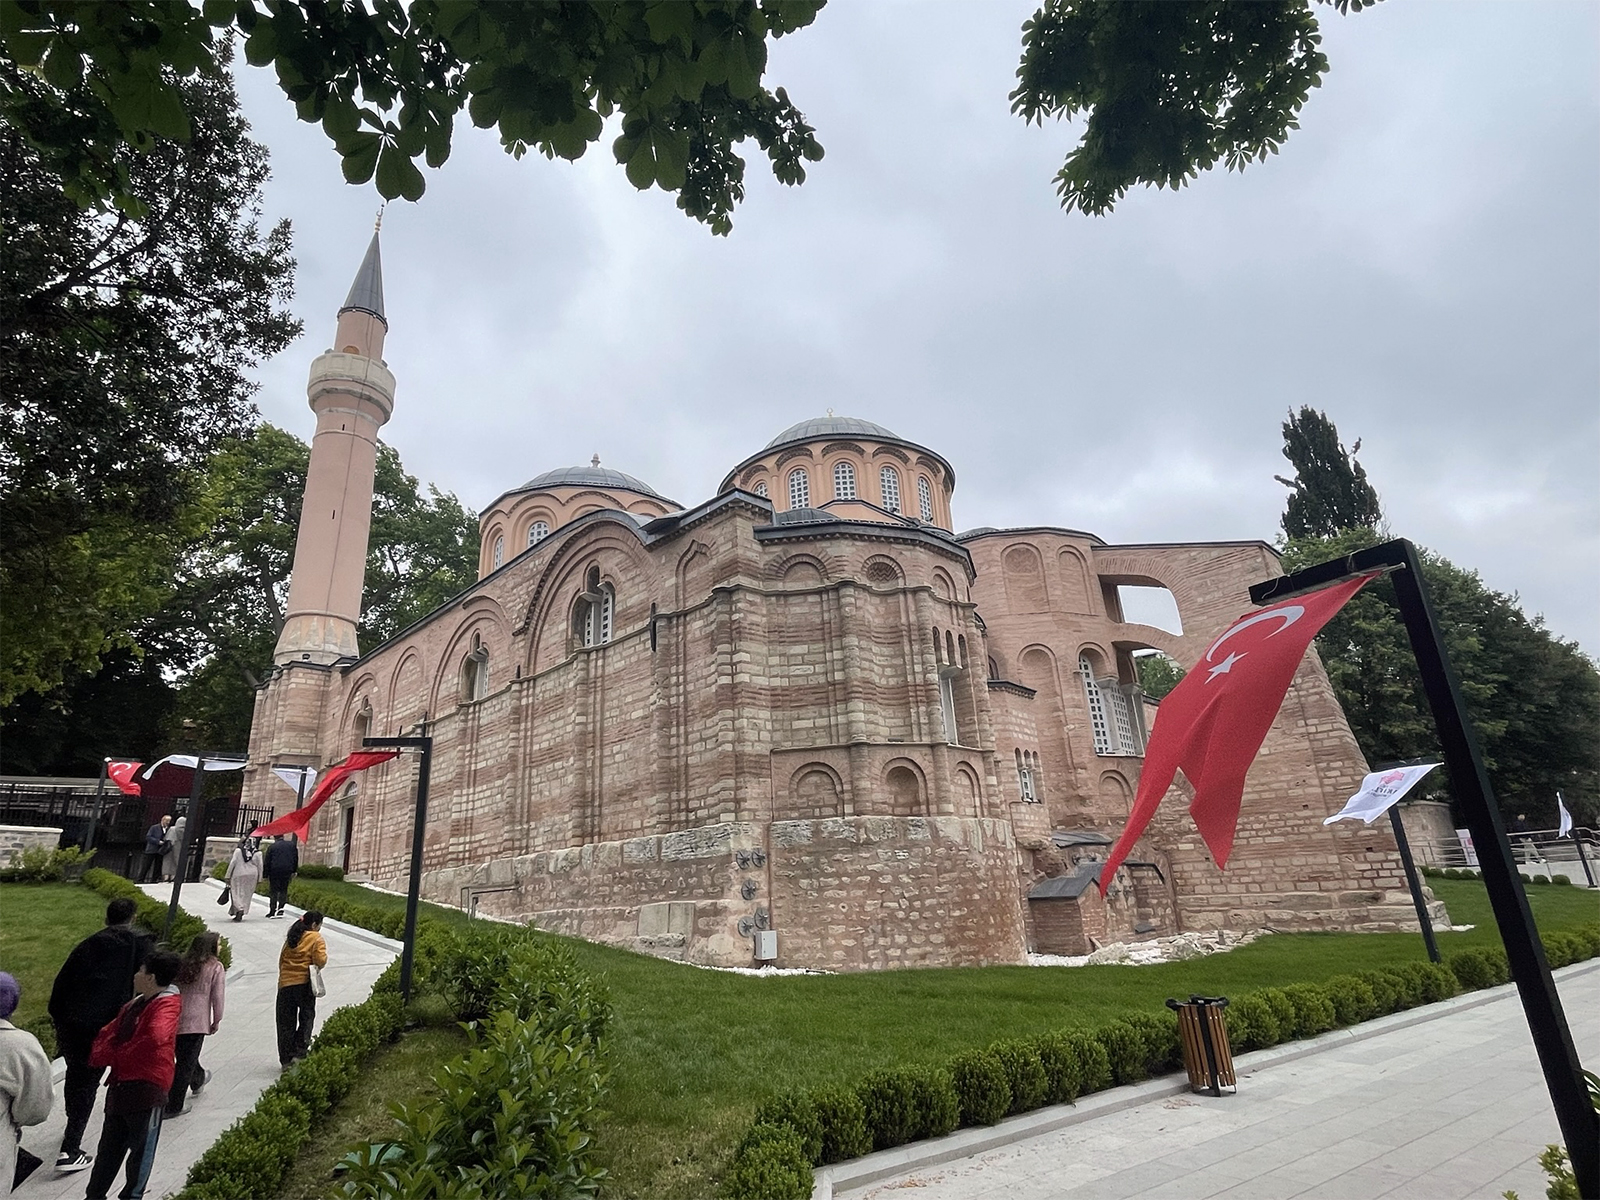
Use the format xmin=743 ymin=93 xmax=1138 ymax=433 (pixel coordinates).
xmin=833 ymin=461 xmax=856 ymax=500
xmin=880 ymin=466 xmax=901 ymax=513
xmin=753 ymin=481 xmax=768 ymax=498
xmin=461 ymin=633 xmax=489 ymax=702
xmin=917 ymin=476 xmax=934 ymax=522
xmin=1016 ymin=748 xmax=1036 ymax=802
xmin=527 ymin=521 xmax=550 ymax=547
xmin=491 ymin=535 xmax=505 ymax=569
xmin=1079 ymin=655 xmax=1111 ymax=754
xmin=788 ymin=468 xmax=810 ymax=509
xmin=1079 ymin=654 xmax=1143 ymax=755
xmin=576 ymin=566 xmax=615 ymax=648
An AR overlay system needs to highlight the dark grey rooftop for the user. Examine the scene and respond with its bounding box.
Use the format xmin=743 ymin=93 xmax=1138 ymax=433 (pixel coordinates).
xmin=1028 ymin=862 xmax=1103 ymax=899
xmin=516 ymin=464 xmax=669 ymax=500
xmin=339 ymin=230 xmax=385 ymax=323
xmin=765 ymin=416 xmax=899 ymax=448
xmin=1051 ymin=830 xmax=1114 ymax=848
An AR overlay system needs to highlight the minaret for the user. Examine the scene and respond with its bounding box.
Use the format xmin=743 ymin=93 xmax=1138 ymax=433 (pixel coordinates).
xmin=273 ymin=223 xmax=395 ymax=665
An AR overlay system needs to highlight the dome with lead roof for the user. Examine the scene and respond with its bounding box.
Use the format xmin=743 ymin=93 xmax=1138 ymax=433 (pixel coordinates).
xmin=516 ymin=464 xmax=666 ymax=499
xmin=764 ymin=416 xmax=899 ymax=449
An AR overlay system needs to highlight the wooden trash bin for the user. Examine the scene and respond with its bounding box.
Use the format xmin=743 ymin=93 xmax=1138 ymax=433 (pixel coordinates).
xmin=1166 ymin=994 xmax=1237 ymax=1096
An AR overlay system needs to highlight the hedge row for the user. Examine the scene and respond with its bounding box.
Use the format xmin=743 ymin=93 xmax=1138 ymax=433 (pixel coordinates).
xmin=1422 ymin=865 xmax=1576 ymax=886
xmin=283 ymin=877 xmax=412 ymax=939
xmin=175 ymin=991 xmax=406 ymax=1199
xmin=724 ymin=923 xmax=1600 ymax=1199
xmin=81 ymin=867 xmax=231 ymax=968
xmin=174 ymin=922 xmax=611 ymax=1200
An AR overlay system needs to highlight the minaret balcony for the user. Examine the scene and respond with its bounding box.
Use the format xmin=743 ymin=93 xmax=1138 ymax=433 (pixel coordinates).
xmin=307 ymin=351 xmax=395 ymax=423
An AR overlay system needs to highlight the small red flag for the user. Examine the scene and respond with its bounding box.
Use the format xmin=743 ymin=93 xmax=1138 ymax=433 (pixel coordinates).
xmin=1100 ymin=573 xmax=1374 ymax=893
xmin=107 ymin=762 xmax=143 ymax=795
xmin=252 ymin=750 xmax=399 ymax=839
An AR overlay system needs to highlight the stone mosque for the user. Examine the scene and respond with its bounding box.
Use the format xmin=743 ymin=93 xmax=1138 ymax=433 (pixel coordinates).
xmin=244 ymin=231 xmax=1435 ymax=971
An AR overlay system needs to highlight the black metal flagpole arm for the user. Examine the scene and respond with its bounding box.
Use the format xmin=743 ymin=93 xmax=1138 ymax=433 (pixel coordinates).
xmin=1386 ymin=804 xmax=1441 ymax=963
xmin=364 ymin=736 xmax=432 ymax=1005
xmin=1252 ymin=538 xmax=1597 ymax=1197
xmin=163 ymin=757 xmax=207 ymax=940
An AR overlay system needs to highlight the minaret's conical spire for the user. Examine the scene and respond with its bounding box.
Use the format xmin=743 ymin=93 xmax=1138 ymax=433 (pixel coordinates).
xmin=339 ymin=225 xmax=386 ymax=326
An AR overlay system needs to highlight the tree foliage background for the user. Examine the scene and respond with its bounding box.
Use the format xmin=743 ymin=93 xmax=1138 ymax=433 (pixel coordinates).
xmin=1277 ymin=412 xmax=1600 ymax=827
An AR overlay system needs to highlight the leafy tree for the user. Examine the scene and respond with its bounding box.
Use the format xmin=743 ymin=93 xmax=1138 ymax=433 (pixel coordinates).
xmin=0 ymin=55 xmax=299 ymax=703
xmin=1276 ymin=406 xmax=1383 ymax=539
xmin=1 ymin=423 xmax=480 ymax=766
xmin=1012 ymin=0 xmax=1374 ymax=215
xmin=1134 ymin=651 xmax=1185 ymax=700
xmin=0 ymin=0 xmax=825 ymax=234
xmin=1282 ymin=527 xmax=1600 ymax=828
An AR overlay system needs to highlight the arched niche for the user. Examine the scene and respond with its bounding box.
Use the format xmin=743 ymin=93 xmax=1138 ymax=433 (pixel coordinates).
xmin=1002 ymin=544 xmax=1049 ymax=612
xmin=785 ymin=764 xmax=844 ymax=821
xmin=1057 ymin=546 xmax=1094 ymax=614
xmin=884 ymin=759 xmax=926 ymax=817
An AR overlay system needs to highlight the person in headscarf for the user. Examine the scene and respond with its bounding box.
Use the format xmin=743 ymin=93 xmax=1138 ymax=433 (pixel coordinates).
xmin=0 ymin=972 xmax=53 ymax=1194
xmin=224 ymin=837 xmax=261 ymax=922
xmin=161 ymin=814 xmax=186 ymax=883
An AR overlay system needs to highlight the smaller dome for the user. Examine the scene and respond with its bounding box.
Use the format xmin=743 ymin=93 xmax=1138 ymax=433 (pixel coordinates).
xmin=517 ymin=464 xmax=665 ymax=499
xmin=765 ymin=416 xmax=899 ymax=449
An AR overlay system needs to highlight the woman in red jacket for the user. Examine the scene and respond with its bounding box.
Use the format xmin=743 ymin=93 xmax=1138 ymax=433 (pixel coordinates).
xmin=83 ymin=949 xmax=182 ymax=1200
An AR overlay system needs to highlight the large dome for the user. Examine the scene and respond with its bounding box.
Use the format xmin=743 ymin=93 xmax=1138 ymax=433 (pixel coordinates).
xmin=516 ymin=464 xmax=666 ymax=499
xmin=764 ymin=416 xmax=899 ymax=449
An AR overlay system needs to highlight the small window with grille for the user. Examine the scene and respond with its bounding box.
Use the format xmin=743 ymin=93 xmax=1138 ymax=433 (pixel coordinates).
xmin=833 ymin=460 xmax=856 ymax=500
xmin=492 ymin=535 xmax=504 ymax=568
xmin=527 ymin=522 xmax=549 ymax=547
xmin=880 ymin=465 xmax=900 ymax=513
xmin=917 ymin=475 xmax=934 ymax=522
xmin=789 ymin=468 xmax=810 ymax=509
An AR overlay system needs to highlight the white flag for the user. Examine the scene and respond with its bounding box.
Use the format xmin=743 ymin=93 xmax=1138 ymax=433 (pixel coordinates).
xmin=142 ymin=754 xmax=248 ymax=778
xmin=1557 ymin=793 xmax=1573 ymax=838
xmin=272 ymin=766 xmax=318 ymax=797
xmin=1324 ymin=762 xmax=1441 ymax=826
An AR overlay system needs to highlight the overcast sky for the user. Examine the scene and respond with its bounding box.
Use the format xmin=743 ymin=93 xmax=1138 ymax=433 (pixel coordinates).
xmin=234 ymin=1 xmax=1599 ymax=654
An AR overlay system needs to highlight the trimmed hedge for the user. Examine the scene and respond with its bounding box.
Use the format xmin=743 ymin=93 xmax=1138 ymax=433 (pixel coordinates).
xmin=720 ymin=927 xmax=1600 ymax=1198
xmin=719 ymin=1124 xmax=812 ymax=1200
xmin=81 ymin=867 xmax=231 ymax=967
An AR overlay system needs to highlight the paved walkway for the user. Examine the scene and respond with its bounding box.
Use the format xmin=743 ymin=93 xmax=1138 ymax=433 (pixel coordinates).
xmin=15 ymin=881 xmax=399 ymax=1200
xmin=836 ymin=960 xmax=1600 ymax=1200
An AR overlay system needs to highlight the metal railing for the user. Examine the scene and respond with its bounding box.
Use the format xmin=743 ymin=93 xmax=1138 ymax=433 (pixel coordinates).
xmin=1408 ymin=825 xmax=1599 ymax=885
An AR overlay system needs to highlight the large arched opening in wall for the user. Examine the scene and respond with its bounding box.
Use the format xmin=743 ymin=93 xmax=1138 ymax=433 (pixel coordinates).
xmin=1103 ymin=578 xmax=1183 ymax=635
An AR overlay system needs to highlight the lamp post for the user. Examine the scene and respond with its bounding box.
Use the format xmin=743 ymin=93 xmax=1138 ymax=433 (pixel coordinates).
xmin=1252 ymin=539 xmax=1597 ymax=1196
xmin=362 ymin=734 xmax=432 ymax=1004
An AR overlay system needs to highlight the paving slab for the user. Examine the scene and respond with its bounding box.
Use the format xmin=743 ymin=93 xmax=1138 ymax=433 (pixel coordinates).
xmin=832 ymin=959 xmax=1599 ymax=1200
xmin=14 ymin=881 xmax=399 ymax=1200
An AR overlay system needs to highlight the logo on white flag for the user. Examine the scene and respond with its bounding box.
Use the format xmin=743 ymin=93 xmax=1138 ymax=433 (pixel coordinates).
xmin=1324 ymin=762 xmax=1441 ymax=827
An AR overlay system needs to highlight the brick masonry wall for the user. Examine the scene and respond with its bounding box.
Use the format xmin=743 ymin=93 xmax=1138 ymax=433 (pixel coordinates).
xmin=0 ymin=825 xmax=62 ymax=864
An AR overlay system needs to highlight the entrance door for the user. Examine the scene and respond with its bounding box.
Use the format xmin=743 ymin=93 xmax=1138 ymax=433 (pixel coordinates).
xmin=340 ymin=805 xmax=355 ymax=872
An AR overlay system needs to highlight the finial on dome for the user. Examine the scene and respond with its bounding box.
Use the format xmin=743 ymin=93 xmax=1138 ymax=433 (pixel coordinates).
xmin=374 ymin=205 xmax=384 ymax=232
xmin=826 ymin=407 xmax=834 ymax=417
xmin=339 ymin=225 xmax=386 ymax=326
xmin=591 ymin=453 xmax=601 ymax=468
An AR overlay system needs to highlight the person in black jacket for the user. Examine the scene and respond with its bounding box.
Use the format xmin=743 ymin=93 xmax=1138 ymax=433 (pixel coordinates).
xmin=47 ymin=898 xmax=153 ymax=1173
xmin=138 ymin=816 xmax=170 ymax=884
xmin=263 ymin=834 xmax=300 ymax=919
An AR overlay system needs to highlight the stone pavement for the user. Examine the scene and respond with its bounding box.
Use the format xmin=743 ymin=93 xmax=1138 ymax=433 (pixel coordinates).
xmin=836 ymin=960 xmax=1600 ymax=1200
xmin=15 ymin=880 xmax=399 ymax=1200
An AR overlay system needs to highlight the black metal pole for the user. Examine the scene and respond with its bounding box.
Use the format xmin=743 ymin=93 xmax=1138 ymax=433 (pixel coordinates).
xmin=83 ymin=758 xmax=109 ymax=853
xmin=164 ymin=757 xmax=206 ymax=940
xmin=1572 ymin=829 xmax=1595 ymax=890
xmin=1387 ymin=805 xmax=1441 ymax=963
xmin=1253 ymin=539 xmax=1597 ymax=1197
xmin=364 ymin=736 xmax=432 ymax=1005
xmin=293 ymin=767 xmax=309 ymax=810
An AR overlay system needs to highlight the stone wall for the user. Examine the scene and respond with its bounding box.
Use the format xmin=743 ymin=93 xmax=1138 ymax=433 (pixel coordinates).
xmin=0 ymin=824 xmax=63 ymax=865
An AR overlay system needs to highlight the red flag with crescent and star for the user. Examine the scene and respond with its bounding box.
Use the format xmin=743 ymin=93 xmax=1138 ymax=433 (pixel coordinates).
xmin=1099 ymin=573 xmax=1375 ymax=894
xmin=107 ymin=761 xmax=143 ymax=795
xmin=251 ymin=750 xmax=399 ymax=839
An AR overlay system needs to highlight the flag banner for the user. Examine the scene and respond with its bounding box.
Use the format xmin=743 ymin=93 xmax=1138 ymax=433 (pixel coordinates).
xmin=1323 ymin=762 xmax=1440 ymax=826
xmin=1100 ymin=573 xmax=1375 ymax=894
xmin=141 ymin=754 xmax=248 ymax=778
xmin=272 ymin=766 xmax=319 ymax=796
xmin=1457 ymin=828 xmax=1480 ymax=867
xmin=252 ymin=751 xmax=399 ymax=839
xmin=1557 ymin=793 xmax=1573 ymax=838
xmin=107 ymin=762 xmax=143 ymax=795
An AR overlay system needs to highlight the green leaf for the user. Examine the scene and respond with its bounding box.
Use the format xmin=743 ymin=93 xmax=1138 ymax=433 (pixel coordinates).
xmin=340 ymin=133 xmax=382 ymax=184
xmin=40 ymin=41 xmax=85 ymax=90
xmin=243 ymin=21 xmax=278 ymax=67
xmin=423 ymin=118 xmax=453 ymax=169
xmin=624 ymin=135 xmax=656 ymax=189
xmin=644 ymin=2 xmax=695 ymax=50
xmin=375 ymin=144 xmax=425 ymax=202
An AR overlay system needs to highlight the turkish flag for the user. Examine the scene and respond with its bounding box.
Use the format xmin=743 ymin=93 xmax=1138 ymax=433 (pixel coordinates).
xmin=1099 ymin=573 xmax=1374 ymax=893
xmin=251 ymin=750 xmax=399 ymax=839
xmin=107 ymin=762 xmax=143 ymax=795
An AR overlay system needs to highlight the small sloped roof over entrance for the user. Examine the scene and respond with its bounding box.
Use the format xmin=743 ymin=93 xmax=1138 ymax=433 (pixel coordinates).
xmin=1028 ymin=862 xmax=1104 ymax=899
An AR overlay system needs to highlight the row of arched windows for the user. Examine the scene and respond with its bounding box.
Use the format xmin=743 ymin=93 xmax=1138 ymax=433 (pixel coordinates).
xmin=489 ymin=521 xmax=554 ymax=572
xmin=1014 ymin=748 xmax=1042 ymax=802
xmin=769 ymin=464 xmax=936 ymax=521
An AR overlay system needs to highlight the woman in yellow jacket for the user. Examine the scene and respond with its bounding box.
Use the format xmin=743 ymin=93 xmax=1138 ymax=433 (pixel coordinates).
xmin=275 ymin=911 xmax=326 ymax=1068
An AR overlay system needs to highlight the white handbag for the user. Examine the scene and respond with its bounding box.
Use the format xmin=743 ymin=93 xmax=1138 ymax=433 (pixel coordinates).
xmin=308 ymin=963 xmax=326 ymax=998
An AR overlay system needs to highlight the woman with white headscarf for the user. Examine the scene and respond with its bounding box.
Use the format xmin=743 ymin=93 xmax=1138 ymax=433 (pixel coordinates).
xmin=224 ymin=837 xmax=261 ymax=921
xmin=0 ymin=971 xmax=53 ymax=1194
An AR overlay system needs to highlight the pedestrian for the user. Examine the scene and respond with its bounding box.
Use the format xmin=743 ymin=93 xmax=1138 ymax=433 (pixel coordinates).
xmin=82 ymin=950 xmax=182 ymax=1200
xmin=164 ymin=933 xmax=224 ymax=1119
xmin=47 ymin=897 xmax=152 ymax=1174
xmin=137 ymin=816 xmax=170 ymax=884
xmin=263 ymin=833 xmax=300 ymax=919
xmin=0 ymin=972 xmax=53 ymax=1196
xmin=161 ymin=815 xmax=186 ymax=883
xmin=275 ymin=910 xmax=327 ymax=1067
xmin=224 ymin=837 xmax=260 ymax=922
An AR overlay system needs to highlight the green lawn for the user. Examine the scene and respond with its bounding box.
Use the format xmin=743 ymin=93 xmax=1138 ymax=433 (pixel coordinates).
xmin=298 ymin=876 xmax=1597 ymax=1199
xmin=0 ymin=882 xmax=114 ymax=1046
xmin=275 ymin=1024 xmax=469 ymax=1200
